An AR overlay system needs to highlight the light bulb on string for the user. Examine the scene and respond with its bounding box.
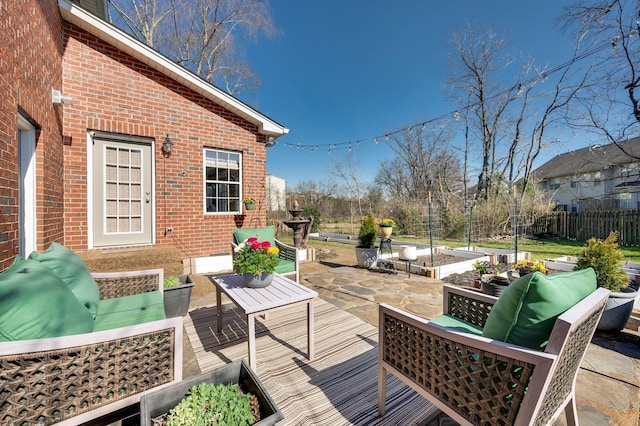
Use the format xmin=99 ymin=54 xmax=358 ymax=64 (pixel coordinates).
xmin=453 ymin=111 xmax=460 ymax=121
xmin=374 ymin=137 xmax=378 ymax=144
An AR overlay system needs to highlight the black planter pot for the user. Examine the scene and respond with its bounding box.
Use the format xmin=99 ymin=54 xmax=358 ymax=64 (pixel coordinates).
xmin=480 ymin=275 xmax=510 ymax=297
xmin=163 ymin=274 xmax=195 ymax=317
xmin=597 ymin=287 xmax=638 ymax=332
xmin=140 ymin=359 xmax=283 ymax=426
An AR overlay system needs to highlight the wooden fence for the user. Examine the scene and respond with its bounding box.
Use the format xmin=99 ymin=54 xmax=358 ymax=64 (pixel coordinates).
xmin=529 ymin=210 xmax=640 ymax=246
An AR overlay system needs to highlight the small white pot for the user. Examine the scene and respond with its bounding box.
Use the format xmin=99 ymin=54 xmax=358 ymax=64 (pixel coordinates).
xmin=398 ymin=245 xmax=416 ymax=260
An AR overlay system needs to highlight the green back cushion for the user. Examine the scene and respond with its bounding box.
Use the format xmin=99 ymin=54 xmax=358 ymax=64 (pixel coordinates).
xmin=0 ymin=258 xmax=94 ymax=341
xmin=482 ymin=268 xmax=597 ymax=350
xmin=29 ymin=242 xmax=101 ymax=318
xmin=233 ymin=226 xmax=276 ymax=246
xmin=93 ymin=291 xmax=166 ymax=332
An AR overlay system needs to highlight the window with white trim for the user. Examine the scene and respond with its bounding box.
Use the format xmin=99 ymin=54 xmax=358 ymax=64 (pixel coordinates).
xmin=204 ymin=148 xmax=241 ymax=213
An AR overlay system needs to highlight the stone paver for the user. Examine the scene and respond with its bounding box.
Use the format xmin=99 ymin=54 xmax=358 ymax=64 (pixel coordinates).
xmin=184 ymin=261 xmax=640 ymax=425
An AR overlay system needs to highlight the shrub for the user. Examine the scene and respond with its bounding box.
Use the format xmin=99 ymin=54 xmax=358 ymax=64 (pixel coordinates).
xmin=574 ymin=231 xmax=628 ymax=292
xmin=357 ymin=214 xmax=377 ymax=248
xmin=301 ymin=206 xmax=321 ymax=233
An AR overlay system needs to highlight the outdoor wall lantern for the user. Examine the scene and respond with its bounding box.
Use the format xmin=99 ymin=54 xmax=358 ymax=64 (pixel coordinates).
xmin=162 ymin=134 xmax=173 ymax=157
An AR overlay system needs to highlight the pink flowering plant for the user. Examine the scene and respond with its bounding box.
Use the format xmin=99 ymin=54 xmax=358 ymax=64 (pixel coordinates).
xmin=233 ymin=237 xmax=280 ymax=275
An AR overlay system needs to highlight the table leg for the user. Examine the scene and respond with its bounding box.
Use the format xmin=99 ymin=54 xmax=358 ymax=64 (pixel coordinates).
xmin=247 ymin=313 xmax=257 ymax=371
xmin=307 ymin=299 xmax=315 ymax=361
xmin=216 ymin=287 xmax=222 ymax=333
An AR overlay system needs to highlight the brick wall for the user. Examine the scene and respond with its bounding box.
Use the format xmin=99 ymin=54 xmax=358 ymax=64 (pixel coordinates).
xmin=0 ymin=0 xmax=65 ymax=270
xmin=62 ymin=22 xmax=268 ymax=259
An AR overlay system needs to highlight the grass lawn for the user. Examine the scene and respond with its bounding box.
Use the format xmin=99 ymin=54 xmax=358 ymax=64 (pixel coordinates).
xmin=286 ymin=232 xmax=640 ymax=263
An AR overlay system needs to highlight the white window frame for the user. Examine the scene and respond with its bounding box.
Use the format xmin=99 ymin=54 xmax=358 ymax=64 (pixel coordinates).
xmin=203 ymin=148 xmax=242 ymax=214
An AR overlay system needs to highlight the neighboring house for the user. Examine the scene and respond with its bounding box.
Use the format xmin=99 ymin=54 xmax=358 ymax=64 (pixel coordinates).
xmin=1 ymin=0 xmax=287 ymax=272
xmin=533 ymin=137 xmax=640 ymax=212
xmin=266 ymin=174 xmax=286 ymax=212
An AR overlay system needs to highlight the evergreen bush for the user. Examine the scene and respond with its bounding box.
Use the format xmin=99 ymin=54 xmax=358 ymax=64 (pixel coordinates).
xmin=357 ymin=214 xmax=377 ymax=248
xmin=574 ymin=231 xmax=629 ymax=292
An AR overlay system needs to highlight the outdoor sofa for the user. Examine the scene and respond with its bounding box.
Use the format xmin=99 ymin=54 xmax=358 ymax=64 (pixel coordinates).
xmin=379 ymin=268 xmax=609 ymax=425
xmin=0 ymin=243 xmax=183 ymax=425
xmin=232 ymin=225 xmax=299 ymax=282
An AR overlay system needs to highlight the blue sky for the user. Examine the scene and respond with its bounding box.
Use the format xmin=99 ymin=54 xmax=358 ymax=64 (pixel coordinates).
xmin=245 ymin=1 xmax=580 ymax=188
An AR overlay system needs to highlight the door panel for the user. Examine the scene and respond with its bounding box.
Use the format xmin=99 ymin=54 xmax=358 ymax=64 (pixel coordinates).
xmin=92 ymin=136 xmax=153 ymax=247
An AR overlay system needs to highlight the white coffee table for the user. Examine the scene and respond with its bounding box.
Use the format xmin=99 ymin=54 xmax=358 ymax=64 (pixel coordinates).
xmin=209 ymin=273 xmax=318 ymax=371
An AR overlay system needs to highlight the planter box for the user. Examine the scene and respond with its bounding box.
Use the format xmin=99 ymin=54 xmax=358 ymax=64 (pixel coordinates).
xmin=163 ymin=274 xmax=195 ymax=317
xmin=140 ymin=359 xmax=283 ymax=426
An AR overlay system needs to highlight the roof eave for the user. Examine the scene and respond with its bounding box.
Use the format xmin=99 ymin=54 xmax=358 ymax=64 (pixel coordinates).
xmin=58 ymin=0 xmax=289 ymax=137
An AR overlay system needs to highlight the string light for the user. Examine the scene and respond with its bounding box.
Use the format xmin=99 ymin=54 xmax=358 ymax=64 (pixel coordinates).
xmin=272 ymin=35 xmax=624 ymax=153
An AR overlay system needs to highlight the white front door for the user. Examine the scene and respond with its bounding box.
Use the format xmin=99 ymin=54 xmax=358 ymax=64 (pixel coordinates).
xmin=90 ymin=132 xmax=155 ymax=247
xmin=18 ymin=115 xmax=36 ymax=257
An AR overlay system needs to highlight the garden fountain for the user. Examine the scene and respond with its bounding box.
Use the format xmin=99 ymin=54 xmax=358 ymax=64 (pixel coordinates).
xmin=283 ymin=200 xmax=312 ymax=248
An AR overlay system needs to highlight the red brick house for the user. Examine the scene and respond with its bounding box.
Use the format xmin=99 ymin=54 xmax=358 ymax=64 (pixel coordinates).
xmin=1 ymin=0 xmax=287 ymax=272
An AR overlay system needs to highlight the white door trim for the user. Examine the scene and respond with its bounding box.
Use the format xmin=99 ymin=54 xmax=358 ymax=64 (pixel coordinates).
xmin=18 ymin=114 xmax=36 ymax=257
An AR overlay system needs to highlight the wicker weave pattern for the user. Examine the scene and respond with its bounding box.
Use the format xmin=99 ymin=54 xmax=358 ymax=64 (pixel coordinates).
xmin=533 ymin=307 xmax=603 ymax=426
xmin=0 ymin=328 xmax=175 ymax=425
xmin=382 ymin=315 xmax=535 ymax=425
xmin=447 ymin=292 xmax=495 ymax=328
xmin=95 ymin=273 xmax=160 ymax=299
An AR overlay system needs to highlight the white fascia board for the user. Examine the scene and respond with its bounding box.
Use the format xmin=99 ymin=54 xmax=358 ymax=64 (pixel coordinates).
xmin=58 ymin=0 xmax=288 ymax=137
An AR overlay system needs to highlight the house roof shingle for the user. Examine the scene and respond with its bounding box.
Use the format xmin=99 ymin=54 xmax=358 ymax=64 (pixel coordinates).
xmin=532 ymin=137 xmax=640 ymax=180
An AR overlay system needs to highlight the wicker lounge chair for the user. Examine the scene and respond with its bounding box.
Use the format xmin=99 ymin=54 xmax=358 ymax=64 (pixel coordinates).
xmin=378 ymin=282 xmax=610 ymax=426
xmin=0 ymin=269 xmax=183 ymax=426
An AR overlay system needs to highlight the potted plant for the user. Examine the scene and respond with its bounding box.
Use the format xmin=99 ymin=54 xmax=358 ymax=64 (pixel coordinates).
xmin=233 ymin=237 xmax=280 ymax=287
xmin=355 ymin=214 xmax=379 ymax=268
xmin=243 ymin=197 xmax=256 ymax=210
xmin=574 ymin=231 xmax=637 ymax=332
xmin=140 ymin=359 xmax=283 ymax=426
xmin=510 ymin=259 xmax=547 ymax=280
xmin=472 ymin=259 xmax=499 ymax=289
xmin=378 ymin=218 xmax=396 ymax=239
xmin=163 ymin=275 xmax=195 ymax=317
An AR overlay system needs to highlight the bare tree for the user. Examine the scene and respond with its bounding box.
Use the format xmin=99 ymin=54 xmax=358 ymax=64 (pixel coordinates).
xmin=107 ymin=0 xmax=276 ymax=96
xmin=561 ymin=0 xmax=640 ymax=147
xmin=332 ymin=154 xmax=368 ymax=234
xmin=447 ymin=23 xmax=589 ymax=199
xmin=376 ymin=125 xmax=461 ymax=202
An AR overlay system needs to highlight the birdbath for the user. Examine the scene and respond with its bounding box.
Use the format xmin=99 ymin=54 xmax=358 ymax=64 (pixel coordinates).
xmin=283 ymin=201 xmax=311 ymax=248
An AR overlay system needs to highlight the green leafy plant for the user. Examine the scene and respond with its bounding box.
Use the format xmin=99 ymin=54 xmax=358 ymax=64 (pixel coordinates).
xmin=164 ymin=382 xmax=258 ymax=426
xmin=163 ymin=276 xmax=181 ymax=288
xmin=357 ymin=214 xmax=378 ymax=248
xmin=473 ymin=260 xmax=499 ymax=275
xmin=233 ymin=238 xmax=280 ymax=275
xmin=301 ymin=206 xmax=321 ymax=233
xmin=574 ymin=231 xmax=629 ymax=292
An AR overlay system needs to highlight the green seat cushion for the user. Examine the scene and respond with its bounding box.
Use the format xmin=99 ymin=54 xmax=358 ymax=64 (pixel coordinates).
xmin=233 ymin=226 xmax=276 ymax=246
xmin=93 ymin=291 xmax=166 ymax=331
xmin=28 ymin=242 xmax=101 ymax=319
xmin=430 ymin=314 xmax=483 ymax=336
xmin=482 ymin=268 xmax=597 ymax=350
xmin=0 ymin=258 xmax=94 ymax=341
xmin=275 ymin=258 xmax=296 ymax=275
